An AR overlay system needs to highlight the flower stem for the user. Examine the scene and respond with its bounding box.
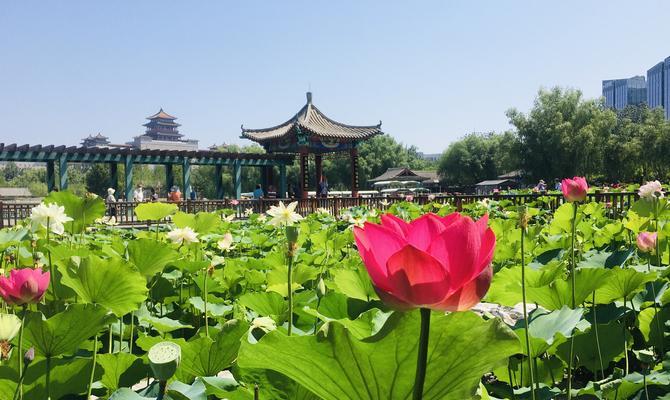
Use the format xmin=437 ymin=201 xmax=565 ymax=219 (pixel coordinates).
xmin=129 ymin=312 xmax=134 ymax=354
xmin=592 ymin=291 xmax=605 ymax=380
xmin=567 ymin=202 xmax=578 ymax=400
xmin=520 ymin=226 xmax=536 ymax=400
xmin=156 ymin=380 xmax=167 ymax=400
xmin=413 ymin=308 xmax=431 ymax=400
xmin=653 ymin=201 xmax=665 ymax=356
xmin=45 ymin=356 xmax=51 ymax=400
xmin=86 ymin=334 xmax=98 ymax=399
xmin=203 ymin=269 xmax=209 ymax=338
xmin=12 ymin=355 xmax=29 ymax=400
xmin=287 ymin=252 xmax=293 ymax=336
xmin=17 ymin=306 xmax=26 ymax=400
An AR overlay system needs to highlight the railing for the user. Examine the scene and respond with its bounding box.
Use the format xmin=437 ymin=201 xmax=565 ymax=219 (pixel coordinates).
xmin=0 ymin=191 xmax=638 ymax=228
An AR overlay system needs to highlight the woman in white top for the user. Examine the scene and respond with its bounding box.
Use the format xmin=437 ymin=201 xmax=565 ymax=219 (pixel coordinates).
xmin=106 ymin=188 xmax=117 ymax=216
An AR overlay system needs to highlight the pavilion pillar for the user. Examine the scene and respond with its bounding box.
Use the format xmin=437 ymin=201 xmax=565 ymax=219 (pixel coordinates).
xmin=299 ymin=151 xmax=309 ymax=198
xmin=58 ymin=154 xmax=68 ymax=191
xmin=182 ymin=159 xmax=191 ymax=197
xmin=315 ymin=154 xmax=323 ymax=191
xmin=165 ymin=164 xmax=174 ymax=195
xmin=279 ymin=163 xmax=287 ymax=198
xmin=233 ymin=159 xmax=242 ymax=199
xmin=215 ymin=164 xmax=224 ymax=199
xmin=124 ymin=154 xmax=134 ymax=201
xmin=109 ymin=163 xmax=118 ymax=192
xmin=46 ymin=161 xmax=55 ymax=192
xmin=350 ymin=148 xmax=359 ymax=198
xmin=260 ymin=166 xmax=269 ymax=195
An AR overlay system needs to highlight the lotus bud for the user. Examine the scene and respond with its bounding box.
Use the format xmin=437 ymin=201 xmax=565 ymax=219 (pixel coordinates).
xmin=24 ymin=347 xmax=35 ymax=364
xmin=316 ymin=277 xmax=326 ymax=298
xmin=148 ymin=341 xmax=181 ymax=382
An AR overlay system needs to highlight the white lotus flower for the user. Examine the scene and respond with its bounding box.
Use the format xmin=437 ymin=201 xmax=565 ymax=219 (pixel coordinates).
xmin=217 ymin=232 xmax=234 ymax=251
xmin=223 ymin=214 xmax=235 ymax=222
xmin=244 ymin=208 xmax=254 ymax=217
xmin=380 ymin=199 xmax=390 ymax=207
xmin=348 ymin=215 xmax=367 ymax=228
xmin=0 ymin=314 xmax=21 ymax=342
xmin=96 ymin=216 xmax=118 ymax=226
xmin=428 ymin=194 xmax=436 ymax=201
xmin=167 ymin=227 xmax=199 ymax=245
xmin=30 ymin=203 xmax=73 ymax=235
xmin=251 ymin=316 xmax=277 ymax=333
xmin=639 ymin=180 xmax=664 ymax=200
xmin=316 ymin=208 xmax=331 ymax=215
xmin=257 ymin=214 xmax=267 ymax=223
xmin=367 ymin=209 xmax=378 ymax=218
xmin=267 ymin=201 xmax=303 ymax=227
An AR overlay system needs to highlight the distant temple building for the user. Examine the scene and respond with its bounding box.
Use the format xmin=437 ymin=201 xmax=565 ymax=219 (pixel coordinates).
xmin=80 ymin=109 xmax=199 ymax=151
xmin=81 ymin=133 xmax=112 ymax=148
xmin=129 ymin=109 xmax=198 ymax=151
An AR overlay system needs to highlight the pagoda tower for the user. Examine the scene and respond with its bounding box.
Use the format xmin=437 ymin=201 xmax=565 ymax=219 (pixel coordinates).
xmin=143 ymin=109 xmax=182 ymax=141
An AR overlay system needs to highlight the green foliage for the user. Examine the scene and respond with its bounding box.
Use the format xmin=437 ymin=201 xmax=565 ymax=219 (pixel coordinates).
xmin=44 ymin=190 xmax=106 ymax=233
xmin=239 ymin=310 xmax=519 ymax=400
xmin=24 ymin=304 xmax=114 ymax=357
xmin=59 ymin=255 xmax=147 ymax=316
xmin=134 ymin=202 xmax=178 ymax=221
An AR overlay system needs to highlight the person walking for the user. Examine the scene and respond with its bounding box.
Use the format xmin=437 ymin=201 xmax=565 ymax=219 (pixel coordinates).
xmin=106 ymin=188 xmax=117 ymax=216
xmin=318 ymin=176 xmax=329 ymax=198
xmin=133 ymin=184 xmax=145 ymax=202
xmin=253 ymin=184 xmax=264 ymax=199
xmin=150 ymin=188 xmax=159 ymax=202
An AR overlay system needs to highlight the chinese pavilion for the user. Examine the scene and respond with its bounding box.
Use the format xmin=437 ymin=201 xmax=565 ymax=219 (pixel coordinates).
xmin=241 ymin=92 xmax=383 ymax=197
xmin=144 ymin=109 xmax=181 ymax=140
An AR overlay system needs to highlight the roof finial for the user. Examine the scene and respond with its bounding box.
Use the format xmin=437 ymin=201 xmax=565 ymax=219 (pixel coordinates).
xmin=306 ymin=91 xmax=312 ymax=104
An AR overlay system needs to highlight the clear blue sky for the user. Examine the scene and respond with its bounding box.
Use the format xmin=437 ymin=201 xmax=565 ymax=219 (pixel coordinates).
xmin=1 ymin=1 xmax=669 ymax=153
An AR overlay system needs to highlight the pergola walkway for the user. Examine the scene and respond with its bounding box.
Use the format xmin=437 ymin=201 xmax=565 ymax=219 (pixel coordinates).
xmin=0 ymin=143 xmax=293 ymax=200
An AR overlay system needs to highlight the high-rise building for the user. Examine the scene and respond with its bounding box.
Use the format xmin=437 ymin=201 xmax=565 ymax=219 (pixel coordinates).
xmin=602 ymin=76 xmax=647 ymax=110
xmin=646 ymin=57 xmax=670 ymax=119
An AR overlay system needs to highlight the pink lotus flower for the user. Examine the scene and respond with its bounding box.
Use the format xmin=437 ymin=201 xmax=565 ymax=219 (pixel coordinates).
xmin=637 ymin=232 xmax=657 ymax=253
xmin=561 ymin=177 xmax=588 ymax=202
xmin=230 ymin=199 xmax=240 ymax=206
xmin=0 ymin=268 xmax=50 ymax=306
xmin=353 ymin=212 xmax=495 ymax=311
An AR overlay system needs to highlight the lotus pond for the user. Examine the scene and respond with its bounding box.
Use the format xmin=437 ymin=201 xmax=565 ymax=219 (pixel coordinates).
xmin=0 ymin=187 xmax=669 ymax=400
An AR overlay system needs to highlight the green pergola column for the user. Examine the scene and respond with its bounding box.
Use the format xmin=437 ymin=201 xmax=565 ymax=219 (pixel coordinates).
xmin=233 ymin=159 xmax=242 ymax=199
xmin=182 ymin=159 xmax=191 ymax=197
xmin=279 ymin=163 xmax=287 ymax=198
xmin=46 ymin=161 xmax=55 ymax=192
xmin=109 ymin=163 xmax=118 ymax=192
xmin=215 ymin=164 xmax=224 ymax=199
xmin=124 ymin=155 xmax=134 ymax=201
xmin=165 ymin=164 xmax=174 ymax=193
xmin=58 ymin=154 xmax=68 ymax=190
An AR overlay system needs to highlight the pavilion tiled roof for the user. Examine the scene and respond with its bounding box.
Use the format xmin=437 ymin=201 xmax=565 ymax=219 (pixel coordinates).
xmin=241 ymin=93 xmax=382 ymax=143
xmin=146 ymin=108 xmax=177 ymax=120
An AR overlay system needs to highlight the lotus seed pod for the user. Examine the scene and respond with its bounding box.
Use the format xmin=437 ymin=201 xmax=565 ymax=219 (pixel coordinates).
xmin=285 ymin=225 xmax=299 ymax=244
xmin=148 ymin=341 xmax=181 ymax=381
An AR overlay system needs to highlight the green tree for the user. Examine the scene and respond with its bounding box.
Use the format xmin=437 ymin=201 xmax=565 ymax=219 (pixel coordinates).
xmin=506 ymin=87 xmax=615 ymax=182
xmin=437 ymin=132 xmax=517 ymax=186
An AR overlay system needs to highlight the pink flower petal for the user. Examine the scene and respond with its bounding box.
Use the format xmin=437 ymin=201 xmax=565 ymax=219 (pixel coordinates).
xmin=427 ymin=215 xmax=482 ymax=289
xmin=380 ymin=214 xmax=409 ymax=238
xmin=354 ymin=224 xmax=405 ymax=291
xmin=385 ymin=245 xmax=449 ymax=306
xmin=432 ymin=264 xmax=493 ymax=311
xmin=407 ymin=213 xmax=448 ymax=250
